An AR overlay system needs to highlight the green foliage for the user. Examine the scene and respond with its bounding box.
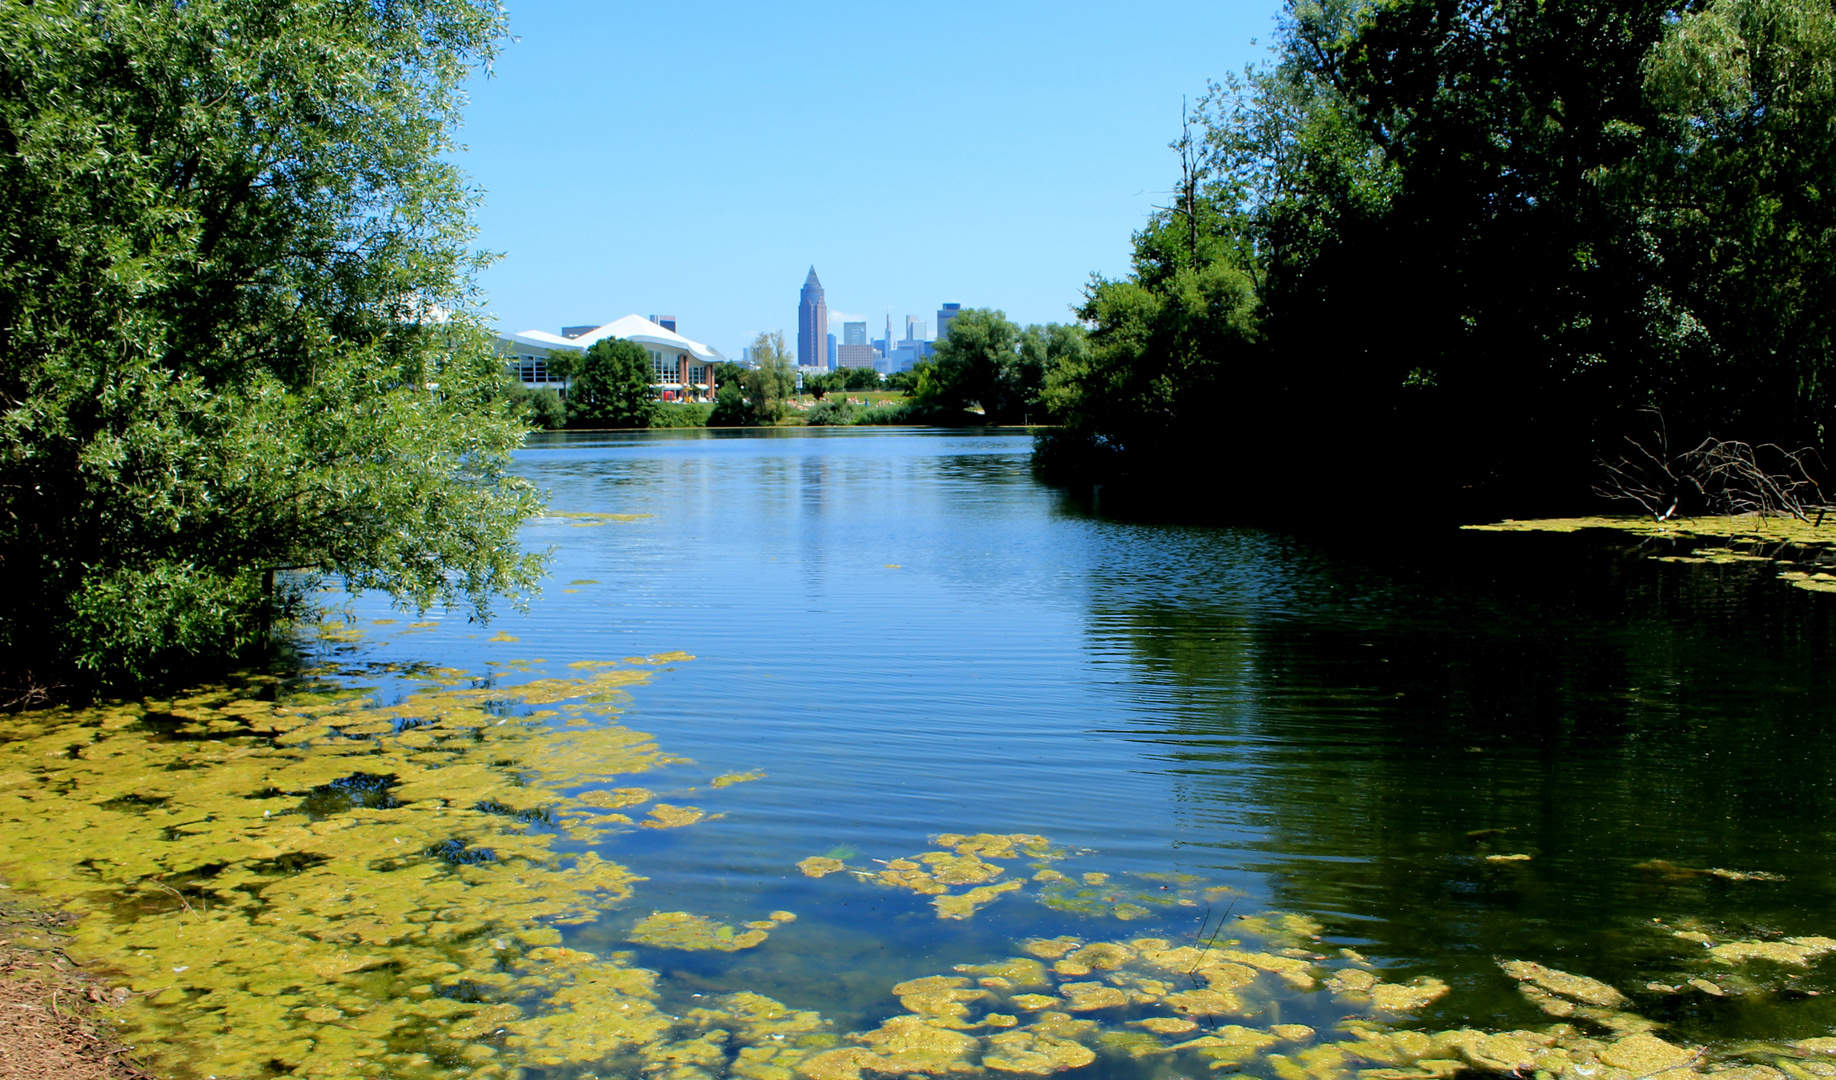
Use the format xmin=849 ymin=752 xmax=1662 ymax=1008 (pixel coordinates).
xmin=712 ymin=361 xmax=751 ymax=390
xmin=0 ymin=0 xmax=542 ymax=690
xmin=737 ymin=332 xmax=797 ymax=425
xmin=885 ymin=369 xmax=923 ymax=394
xmin=565 ymin=339 xmax=656 ymax=428
xmin=804 ymin=399 xmax=859 ymax=426
xmin=920 ymin=309 xmax=1069 ymax=424
xmin=652 ymin=402 xmax=714 ymax=428
xmin=841 ymin=367 xmax=883 ymax=391
xmin=1043 ymin=0 xmax=1836 ymax=513
xmin=510 ymin=386 xmax=568 ymax=430
xmin=1622 ymin=0 xmax=1836 ymax=441
xmin=1051 ymin=263 xmax=1257 ymax=455
xmin=707 ymin=382 xmax=750 ymax=427
xmin=804 ymin=370 xmax=844 ymax=401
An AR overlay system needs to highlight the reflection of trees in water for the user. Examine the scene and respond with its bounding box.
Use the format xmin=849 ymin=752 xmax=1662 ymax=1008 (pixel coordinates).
xmin=1085 ymin=529 xmax=1836 ymax=995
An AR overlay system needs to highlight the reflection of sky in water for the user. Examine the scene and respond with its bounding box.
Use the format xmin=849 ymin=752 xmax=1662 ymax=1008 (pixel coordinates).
xmin=332 ymin=427 xmax=1836 ymax=1039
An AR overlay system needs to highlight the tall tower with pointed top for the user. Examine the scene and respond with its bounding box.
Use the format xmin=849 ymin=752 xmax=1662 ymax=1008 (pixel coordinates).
xmin=797 ymin=267 xmax=828 ymax=369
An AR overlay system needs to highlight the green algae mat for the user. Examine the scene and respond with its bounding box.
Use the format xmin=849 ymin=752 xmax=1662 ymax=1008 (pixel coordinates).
xmin=1464 ymin=515 xmax=1836 ymax=593
xmin=4 ymin=658 xmax=1836 ymax=1080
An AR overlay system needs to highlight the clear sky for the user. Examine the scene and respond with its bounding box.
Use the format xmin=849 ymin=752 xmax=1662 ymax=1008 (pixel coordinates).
xmin=460 ymin=0 xmax=1288 ymax=359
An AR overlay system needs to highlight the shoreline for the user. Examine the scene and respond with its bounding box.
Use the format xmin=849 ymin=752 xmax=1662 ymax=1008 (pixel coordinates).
xmin=0 ymin=880 xmax=150 ymax=1080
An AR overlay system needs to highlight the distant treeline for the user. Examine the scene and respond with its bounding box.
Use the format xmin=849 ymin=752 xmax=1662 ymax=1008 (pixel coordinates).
xmin=1036 ymin=0 xmax=1836 ymax=520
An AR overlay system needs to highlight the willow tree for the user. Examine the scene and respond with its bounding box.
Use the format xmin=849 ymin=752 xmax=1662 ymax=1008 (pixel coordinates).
xmin=0 ymin=0 xmax=543 ymax=694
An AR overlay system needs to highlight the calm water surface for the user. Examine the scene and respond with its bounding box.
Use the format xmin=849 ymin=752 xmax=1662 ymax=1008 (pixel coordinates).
xmin=337 ymin=427 xmax=1836 ymax=1044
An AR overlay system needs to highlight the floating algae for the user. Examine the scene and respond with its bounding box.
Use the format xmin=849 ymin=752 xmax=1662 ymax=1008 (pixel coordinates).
xmin=629 ymin=911 xmax=774 ymax=951
xmin=802 ymin=833 xmax=1233 ymax=924
xmin=1637 ymin=860 xmax=1788 ymax=882
xmin=713 ymin=770 xmax=768 ymax=788
xmin=745 ymin=917 xmax=1831 ymax=1080
xmin=982 ymin=1027 xmax=1096 ymax=1073
xmin=934 ymin=880 xmax=1024 ymax=920
xmin=1500 ymin=959 xmax=1631 ymax=1008
xmin=1465 ymin=515 xmax=1836 ymax=595
xmin=894 ymin=975 xmax=992 ymax=1026
xmin=954 ymin=957 xmax=1052 ymax=988
xmin=1710 ymin=938 xmax=1836 ymax=966
xmin=12 ymin=678 xmax=1836 ymax=1080
xmin=579 ymin=786 xmax=656 ymax=809
xmin=0 ymin=658 xmax=740 ymax=1079
xmin=642 ymin=803 xmax=716 ymax=828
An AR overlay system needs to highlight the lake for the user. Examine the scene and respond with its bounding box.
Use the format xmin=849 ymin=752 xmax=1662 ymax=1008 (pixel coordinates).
xmin=5 ymin=426 xmax=1835 ymax=1079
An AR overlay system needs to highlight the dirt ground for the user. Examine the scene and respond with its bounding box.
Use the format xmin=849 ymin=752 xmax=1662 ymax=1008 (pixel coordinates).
xmin=0 ymin=887 xmax=151 ymax=1080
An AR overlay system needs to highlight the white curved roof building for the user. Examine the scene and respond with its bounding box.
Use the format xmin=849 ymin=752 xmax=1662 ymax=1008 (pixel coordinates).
xmin=499 ymin=315 xmax=727 ymax=398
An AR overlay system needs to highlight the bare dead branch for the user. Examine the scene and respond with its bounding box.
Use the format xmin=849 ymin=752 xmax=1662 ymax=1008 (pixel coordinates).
xmin=1595 ymin=410 xmax=1829 ymax=522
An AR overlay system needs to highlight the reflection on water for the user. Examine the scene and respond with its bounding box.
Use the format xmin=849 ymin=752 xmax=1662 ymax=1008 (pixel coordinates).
xmin=6 ymin=427 xmax=1836 ymax=1076
xmin=422 ymin=431 xmax=1836 ymax=1035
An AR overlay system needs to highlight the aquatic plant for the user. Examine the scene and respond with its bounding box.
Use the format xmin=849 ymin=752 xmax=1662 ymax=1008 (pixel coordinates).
xmin=0 ymin=657 xmax=712 ymax=1078
xmin=1466 ymin=516 xmax=1836 ymax=595
xmin=629 ymin=911 xmax=791 ymax=952
xmin=7 ymin=671 xmax=1836 ymax=1079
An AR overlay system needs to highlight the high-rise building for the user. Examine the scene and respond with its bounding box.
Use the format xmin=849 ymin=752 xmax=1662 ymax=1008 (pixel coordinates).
xmin=936 ymin=303 xmax=962 ymax=341
xmin=797 ymin=267 xmax=828 ymax=369
xmin=843 ymin=321 xmax=867 ymax=346
xmin=837 ymin=343 xmax=877 ymax=369
xmin=905 ymin=316 xmax=928 ymax=342
xmin=647 ymin=314 xmax=678 ymax=333
xmin=827 ymin=332 xmax=837 ymax=368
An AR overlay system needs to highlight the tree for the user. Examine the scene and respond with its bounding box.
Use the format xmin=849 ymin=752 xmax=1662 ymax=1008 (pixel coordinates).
xmin=1041 ymin=0 xmax=1836 ymax=515
xmin=804 ymin=370 xmax=843 ymax=401
xmin=0 ymin=0 xmax=540 ymax=694
xmin=509 ymin=385 xmax=567 ymax=430
xmin=1018 ymin=324 xmax=1089 ymax=424
xmin=1619 ymin=0 xmax=1836 ymax=445
xmin=712 ymin=361 xmax=751 ymax=390
xmin=921 ymin=310 xmax=1073 ymax=424
xmin=841 ymin=367 xmax=883 ymax=391
xmin=885 ymin=369 xmax=923 ymax=395
xmin=919 ymin=309 xmax=1037 ymax=422
xmin=554 ymin=338 xmax=655 ymax=428
xmin=738 ymin=331 xmax=796 ymax=425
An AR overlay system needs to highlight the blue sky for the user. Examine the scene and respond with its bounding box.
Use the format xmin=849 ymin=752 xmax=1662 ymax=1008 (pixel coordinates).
xmin=461 ymin=0 xmax=1287 ymax=359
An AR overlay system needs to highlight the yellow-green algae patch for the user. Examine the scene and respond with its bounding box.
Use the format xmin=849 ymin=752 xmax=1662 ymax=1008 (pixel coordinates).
xmin=629 ymin=911 xmax=775 ymax=951
xmin=11 ymin=683 xmax=1836 ymax=1080
xmin=1464 ymin=515 xmax=1836 ymax=595
xmin=801 ymin=834 xmax=1244 ymax=924
xmin=0 ymin=660 xmax=727 ymax=1079
xmin=643 ymin=803 xmax=716 ymax=828
xmin=713 ymin=769 xmax=768 ymax=788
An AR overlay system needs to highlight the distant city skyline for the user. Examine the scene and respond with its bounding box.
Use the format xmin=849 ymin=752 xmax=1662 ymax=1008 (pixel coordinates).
xmin=457 ymin=1 xmax=1284 ymax=362
xmin=786 ymin=266 xmax=967 ymax=371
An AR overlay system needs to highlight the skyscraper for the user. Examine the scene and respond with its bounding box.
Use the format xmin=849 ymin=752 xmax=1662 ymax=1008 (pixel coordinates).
xmin=797 ymin=267 xmax=828 ymax=369
xmin=838 ymin=319 xmax=875 ymax=368
xmin=937 ymin=303 xmax=962 ymax=342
